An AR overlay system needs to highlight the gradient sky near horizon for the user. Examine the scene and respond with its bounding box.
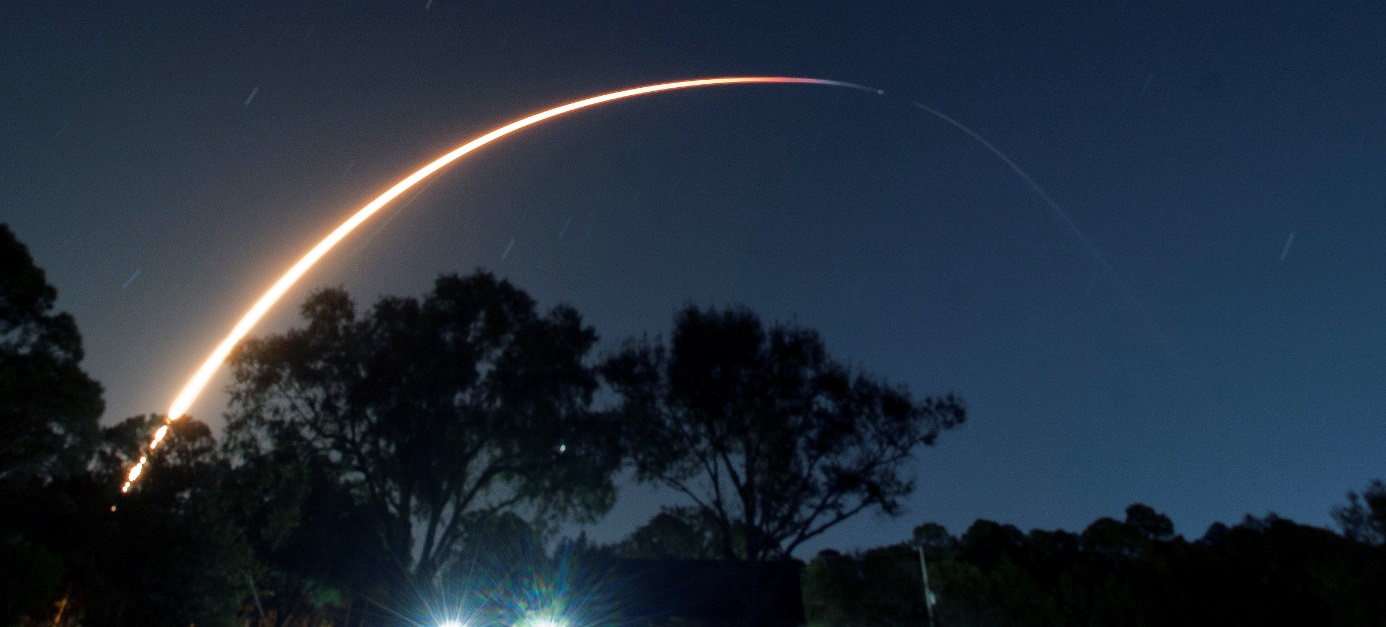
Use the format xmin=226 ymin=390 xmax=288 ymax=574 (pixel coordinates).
xmin=4 ymin=0 xmax=1384 ymax=556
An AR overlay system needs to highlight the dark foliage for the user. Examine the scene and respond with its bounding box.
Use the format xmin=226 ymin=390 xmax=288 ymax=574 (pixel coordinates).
xmin=0 ymin=223 xmax=104 ymax=482
xmin=803 ymin=503 xmax=1386 ymax=626
xmin=606 ymin=506 xmax=725 ymax=560
xmin=602 ymin=304 xmax=965 ymax=561
xmin=2 ymin=416 xmax=254 ymax=626
xmin=1333 ymin=479 xmax=1386 ymax=546
xmin=223 ymin=271 xmax=622 ymax=594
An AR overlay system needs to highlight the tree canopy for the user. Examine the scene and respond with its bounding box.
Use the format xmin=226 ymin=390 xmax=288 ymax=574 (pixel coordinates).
xmin=2 ymin=414 xmax=253 ymax=627
xmin=601 ymin=304 xmax=965 ymax=561
xmin=1333 ymin=478 xmax=1386 ymax=546
xmin=803 ymin=504 xmax=1386 ymax=627
xmin=223 ymin=270 xmax=622 ymax=590
xmin=0 ymin=224 xmax=104 ymax=482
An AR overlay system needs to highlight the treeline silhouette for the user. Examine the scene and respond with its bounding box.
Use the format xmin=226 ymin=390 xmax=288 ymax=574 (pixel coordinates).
xmin=3 ymin=220 xmax=1383 ymax=626
xmin=2 ymin=221 xmax=966 ymax=626
xmin=801 ymin=500 xmax=1386 ymax=626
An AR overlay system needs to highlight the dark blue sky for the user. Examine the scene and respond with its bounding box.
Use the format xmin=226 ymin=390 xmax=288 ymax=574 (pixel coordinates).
xmin=4 ymin=0 xmax=1384 ymax=555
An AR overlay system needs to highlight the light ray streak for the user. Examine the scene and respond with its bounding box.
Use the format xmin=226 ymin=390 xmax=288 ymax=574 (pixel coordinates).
xmin=122 ymin=76 xmax=869 ymax=492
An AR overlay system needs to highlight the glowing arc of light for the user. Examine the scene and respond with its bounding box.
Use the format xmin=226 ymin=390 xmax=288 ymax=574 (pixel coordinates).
xmin=121 ymin=76 xmax=867 ymax=492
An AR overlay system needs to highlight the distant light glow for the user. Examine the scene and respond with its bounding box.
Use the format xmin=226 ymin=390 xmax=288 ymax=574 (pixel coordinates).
xmin=123 ymin=76 xmax=870 ymax=490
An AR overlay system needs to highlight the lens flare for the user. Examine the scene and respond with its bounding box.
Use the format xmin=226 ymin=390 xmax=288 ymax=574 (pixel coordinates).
xmin=123 ymin=77 xmax=870 ymax=490
xmin=520 ymin=618 xmax=567 ymax=627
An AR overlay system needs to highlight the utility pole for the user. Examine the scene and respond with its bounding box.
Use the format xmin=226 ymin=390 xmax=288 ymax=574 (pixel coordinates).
xmin=916 ymin=544 xmax=938 ymax=627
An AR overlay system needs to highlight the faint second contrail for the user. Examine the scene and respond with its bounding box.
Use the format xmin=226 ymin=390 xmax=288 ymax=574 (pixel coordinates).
xmin=911 ymin=101 xmax=1180 ymax=364
xmin=122 ymin=76 xmax=871 ymax=492
xmin=121 ymin=269 xmax=141 ymax=290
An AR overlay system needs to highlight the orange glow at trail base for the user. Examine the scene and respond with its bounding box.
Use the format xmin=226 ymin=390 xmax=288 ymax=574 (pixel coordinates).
xmin=121 ymin=76 xmax=869 ymax=492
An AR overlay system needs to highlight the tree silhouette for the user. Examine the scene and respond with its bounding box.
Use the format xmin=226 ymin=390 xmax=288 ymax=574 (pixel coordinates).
xmin=1124 ymin=503 xmax=1175 ymax=542
xmin=0 ymin=223 xmax=104 ymax=482
xmin=2 ymin=415 xmax=253 ymax=626
xmin=1333 ymin=478 xmax=1386 ymax=546
xmin=221 ymin=434 xmax=381 ymax=625
xmin=224 ymin=271 xmax=621 ymax=591
xmin=610 ymin=507 xmax=722 ymax=560
xmin=0 ymin=224 xmax=106 ymax=623
xmin=804 ymin=504 xmax=1386 ymax=626
xmin=87 ymin=415 xmax=253 ymax=626
xmin=601 ymin=304 xmax=965 ymax=561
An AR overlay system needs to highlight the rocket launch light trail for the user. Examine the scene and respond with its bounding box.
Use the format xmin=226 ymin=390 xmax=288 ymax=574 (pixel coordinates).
xmin=120 ymin=76 xmax=872 ymax=492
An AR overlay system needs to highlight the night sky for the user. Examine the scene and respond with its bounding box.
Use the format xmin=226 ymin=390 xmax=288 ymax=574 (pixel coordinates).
xmin=4 ymin=0 xmax=1384 ymax=557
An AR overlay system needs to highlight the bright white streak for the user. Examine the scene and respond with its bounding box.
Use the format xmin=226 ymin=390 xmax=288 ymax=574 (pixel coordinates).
xmin=133 ymin=77 xmax=866 ymax=489
xmin=150 ymin=425 xmax=169 ymax=449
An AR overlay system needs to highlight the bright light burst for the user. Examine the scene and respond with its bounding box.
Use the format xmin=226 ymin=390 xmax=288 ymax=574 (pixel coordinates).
xmin=119 ymin=76 xmax=871 ymax=492
xmin=519 ymin=619 xmax=567 ymax=627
